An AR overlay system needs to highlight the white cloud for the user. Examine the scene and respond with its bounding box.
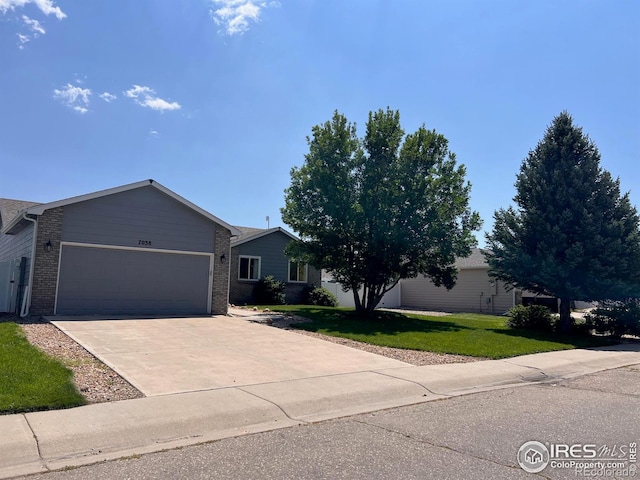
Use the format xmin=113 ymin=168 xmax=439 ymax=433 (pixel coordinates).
xmin=16 ymin=32 xmax=29 ymax=46
xmin=124 ymin=85 xmax=181 ymax=112
xmin=99 ymin=92 xmax=117 ymax=103
xmin=210 ymin=0 xmax=278 ymax=35
xmin=149 ymin=129 xmax=159 ymax=138
xmin=17 ymin=15 xmax=44 ymax=47
xmin=53 ymin=83 xmax=91 ymax=114
xmin=4 ymin=1 xmax=65 ymax=48
xmin=22 ymin=14 xmax=44 ymax=34
xmin=0 ymin=0 xmax=66 ymax=20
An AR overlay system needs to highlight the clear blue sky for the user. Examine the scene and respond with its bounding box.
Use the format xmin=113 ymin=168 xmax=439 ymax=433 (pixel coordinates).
xmin=1 ymin=1 xmax=638 ymax=246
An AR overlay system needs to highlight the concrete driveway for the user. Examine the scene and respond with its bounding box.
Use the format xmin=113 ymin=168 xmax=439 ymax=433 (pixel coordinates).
xmin=51 ymin=314 xmax=409 ymax=396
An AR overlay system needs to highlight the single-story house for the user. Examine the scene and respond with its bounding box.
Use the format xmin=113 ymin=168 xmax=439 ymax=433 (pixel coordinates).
xmin=229 ymin=227 xmax=321 ymax=305
xmin=323 ymin=248 xmax=557 ymax=313
xmin=400 ymin=249 xmax=517 ymax=314
xmin=0 ymin=179 xmax=240 ymax=317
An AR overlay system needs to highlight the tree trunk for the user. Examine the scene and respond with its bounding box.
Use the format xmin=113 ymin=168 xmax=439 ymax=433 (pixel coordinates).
xmin=558 ymin=297 xmax=572 ymax=334
xmin=352 ymin=284 xmax=363 ymax=312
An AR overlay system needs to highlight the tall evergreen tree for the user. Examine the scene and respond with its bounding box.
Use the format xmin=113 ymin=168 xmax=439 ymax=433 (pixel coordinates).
xmin=485 ymin=112 xmax=640 ymax=332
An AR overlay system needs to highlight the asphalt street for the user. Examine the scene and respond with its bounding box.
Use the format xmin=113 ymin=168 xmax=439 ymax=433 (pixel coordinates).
xmin=15 ymin=364 xmax=640 ymax=480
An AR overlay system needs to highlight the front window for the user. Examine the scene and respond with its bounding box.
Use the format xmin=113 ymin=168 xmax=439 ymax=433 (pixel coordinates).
xmin=288 ymin=260 xmax=308 ymax=283
xmin=239 ymin=256 xmax=260 ymax=280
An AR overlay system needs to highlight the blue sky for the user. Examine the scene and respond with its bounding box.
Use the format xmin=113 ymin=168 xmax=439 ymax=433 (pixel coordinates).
xmin=1 ymin=1 xmax=638 ymax=246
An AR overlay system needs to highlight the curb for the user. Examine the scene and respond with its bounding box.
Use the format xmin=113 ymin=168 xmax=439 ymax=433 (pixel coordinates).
xmin=1 ymin=346 xmax=639 ymax=479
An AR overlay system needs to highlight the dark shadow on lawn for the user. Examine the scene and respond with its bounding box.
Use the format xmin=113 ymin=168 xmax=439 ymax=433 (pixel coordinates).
xmin=290 ymin=307 xmax=471 ymax=336
xmin=487 ymin=327 xmax=618 ymax=348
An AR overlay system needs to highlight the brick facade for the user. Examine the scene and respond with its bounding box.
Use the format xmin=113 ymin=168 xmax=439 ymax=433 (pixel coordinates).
xmin=211 ymin=224 xmax=231 ymax=315
xmin=30 ymin=207 xmax=63 ymax=316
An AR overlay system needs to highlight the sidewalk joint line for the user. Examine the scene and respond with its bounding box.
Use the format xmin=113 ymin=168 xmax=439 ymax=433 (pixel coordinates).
xmin=237 ymin=387 xmax=310 ymax=425
xmin=372 ymin=370 xmax=440 ymax=396
xmin=23 ymin=413 xmax=49 ymax=472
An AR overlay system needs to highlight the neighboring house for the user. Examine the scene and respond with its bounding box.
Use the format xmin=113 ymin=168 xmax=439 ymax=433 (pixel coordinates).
xmin=229 ymin=227 xmax=321 ymax=305
xmin=0 ymin=179 xmax=240 ymax=317
xmin=400 ymin=249 xmax=517 ymax=314
xmin=322 ymin=248 xmax=555 ymax=314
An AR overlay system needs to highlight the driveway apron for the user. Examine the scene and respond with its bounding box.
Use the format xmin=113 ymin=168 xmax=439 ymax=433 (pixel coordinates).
xmin=51 ymin=316 xmax=410 ymax=396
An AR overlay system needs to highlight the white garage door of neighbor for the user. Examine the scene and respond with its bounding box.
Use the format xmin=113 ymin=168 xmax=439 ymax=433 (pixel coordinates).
xmin=55 ymin=244 xmax=213 ymax=315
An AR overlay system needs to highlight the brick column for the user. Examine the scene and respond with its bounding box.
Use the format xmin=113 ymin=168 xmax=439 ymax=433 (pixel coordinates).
xmin=30 ymin=207 xmax=64 ymax=316
xmin=211 ymin=224 xmax=231 ymax=315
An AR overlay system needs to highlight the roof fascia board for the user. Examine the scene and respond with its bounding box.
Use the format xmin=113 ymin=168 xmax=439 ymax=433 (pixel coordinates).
xmin=232 ymin=227 xmax=298 ymax=247
xmin=1 ymin=211 xmax=37 ymax=235
xmin=3 ymin=179 xmax=241 ymax=236
xmin=26 ymin=180 xmax=153 ymax=215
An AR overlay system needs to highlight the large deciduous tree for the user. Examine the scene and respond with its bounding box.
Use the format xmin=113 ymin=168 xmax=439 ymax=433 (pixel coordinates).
xmin=485 ymin=111 xmax=640 ymax=333
xmin=281 ymin=108 xmax=481 ymax=313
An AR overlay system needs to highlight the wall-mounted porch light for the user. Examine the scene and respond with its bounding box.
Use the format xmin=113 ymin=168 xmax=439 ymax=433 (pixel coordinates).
xmin=44 ymin=240 xmax=52 ymax=253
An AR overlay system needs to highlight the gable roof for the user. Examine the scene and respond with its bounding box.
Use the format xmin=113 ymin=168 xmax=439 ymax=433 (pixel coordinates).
xmin=231 ymin=226 xmax=298 ymax=247
xmin=0 ymin=198 xmax=42 ymax=229
xmin=1 ymin=179 xmax=241 ymax=236
xmin=455 ymin=248 xmax=489 ymax=269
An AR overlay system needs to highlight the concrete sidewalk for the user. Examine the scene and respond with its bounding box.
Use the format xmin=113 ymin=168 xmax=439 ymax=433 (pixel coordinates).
xmin=1 ymin=343 xmax=639 ymax=479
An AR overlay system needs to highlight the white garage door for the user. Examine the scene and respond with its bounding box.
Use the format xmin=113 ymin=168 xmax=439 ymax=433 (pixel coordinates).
xmin=56 ymin=244 xmax=212 ymax=315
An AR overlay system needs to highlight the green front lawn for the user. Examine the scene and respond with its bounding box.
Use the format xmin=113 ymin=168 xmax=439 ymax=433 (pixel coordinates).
xmin=0 ymin=322 xmax=86 ymax=414
xmin=266 ymin=306 xmax=615 ymax=359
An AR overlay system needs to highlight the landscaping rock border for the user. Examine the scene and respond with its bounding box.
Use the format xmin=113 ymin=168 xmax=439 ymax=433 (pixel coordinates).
xmin=3 ymin=308 xmax=480 ymax=406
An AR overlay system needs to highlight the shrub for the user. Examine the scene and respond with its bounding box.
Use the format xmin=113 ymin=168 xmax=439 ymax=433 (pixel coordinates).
xmin=253 ymin=275 xmax=286 ymax=305
xmin=584 ymin=299 xmax=640 ymax=338
xmin=506 ymin=304 xmax=554 ymax=331
xmin=305 ymin=286 xmax=338 ymax=307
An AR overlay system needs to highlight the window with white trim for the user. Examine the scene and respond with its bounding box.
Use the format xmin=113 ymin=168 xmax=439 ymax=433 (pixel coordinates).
xmin=239 ymin=256 xmax=261 ymax=280
xmin=288 ymin=260 xmax=308 ymax=283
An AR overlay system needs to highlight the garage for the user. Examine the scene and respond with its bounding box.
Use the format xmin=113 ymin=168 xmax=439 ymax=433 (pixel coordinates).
xmin=0 ymin=180 xmax=241 ymax=317
xmin=55 ymin=244 xmax=213 ymax=315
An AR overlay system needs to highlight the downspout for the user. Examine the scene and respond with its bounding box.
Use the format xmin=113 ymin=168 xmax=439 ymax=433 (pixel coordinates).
xmin=20 ymin=213 xmax=38 ymax=317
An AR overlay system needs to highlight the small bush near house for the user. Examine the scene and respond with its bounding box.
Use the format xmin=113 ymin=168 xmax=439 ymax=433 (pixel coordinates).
xmin=305 ymin=286 xmax=338 ymax=307
xmin=584 ymin=299 xmax=640 ymax=338
xmin=254 ymin=275 xmax=286 ymax=305
xmin=506 ymin=304 xmax=554 ymax=332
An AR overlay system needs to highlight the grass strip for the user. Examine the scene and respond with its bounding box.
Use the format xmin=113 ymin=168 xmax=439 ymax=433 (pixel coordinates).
xmin=266 ymin=306 xmax=615 ymax=359
xmin=0 ymin=322 xmax=86 ymax=415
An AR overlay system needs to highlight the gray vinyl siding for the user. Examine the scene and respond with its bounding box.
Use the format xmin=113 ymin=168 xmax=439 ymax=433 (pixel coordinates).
xmin=0 ymin=222 xmax=34 ymax=287
xmin=229 ymin=230 xmax=321 ymax=305
xmin=61 ymin=186 xmax=216 ymax=253
xmin=401 ymin=268 xmax=514 ymax=314
xmin=235 ymin=231 xmax=292 ymax=282
xmin=0 ymin=222 xmax=33 ymax=265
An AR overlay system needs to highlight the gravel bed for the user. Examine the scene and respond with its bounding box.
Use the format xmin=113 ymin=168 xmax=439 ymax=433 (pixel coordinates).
xmin=2 ymin=315 xmax=143 ymax=404
xmin=253 ymin=312 xmax=484 ymax=366
xmin=3 ymin=307 xmax=480 ymax=406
